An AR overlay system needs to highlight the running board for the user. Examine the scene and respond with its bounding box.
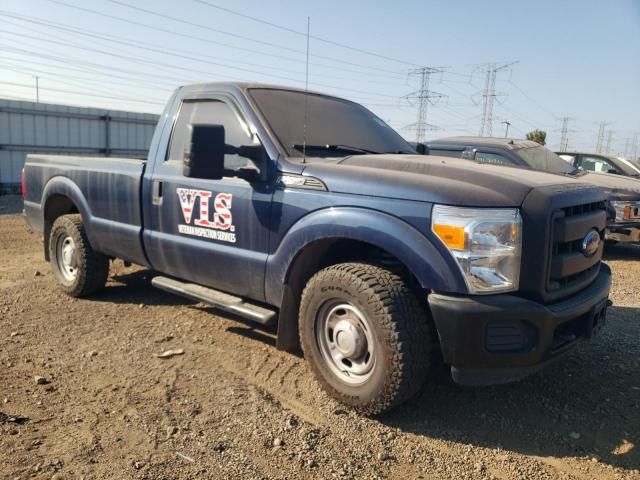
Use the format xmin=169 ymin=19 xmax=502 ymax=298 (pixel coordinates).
xmin=151 ymin=276 xmax=276 ymax=326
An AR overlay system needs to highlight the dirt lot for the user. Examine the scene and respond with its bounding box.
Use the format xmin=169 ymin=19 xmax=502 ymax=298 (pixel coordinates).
xmin=1 ymin=195 xmax=639 ymax=480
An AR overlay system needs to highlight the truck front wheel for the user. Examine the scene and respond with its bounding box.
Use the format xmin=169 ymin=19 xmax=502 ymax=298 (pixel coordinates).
xmin=299 ymin=263 xmax=431 ymax=415
xmin=49 ymin=214 xmax=110 ymax=297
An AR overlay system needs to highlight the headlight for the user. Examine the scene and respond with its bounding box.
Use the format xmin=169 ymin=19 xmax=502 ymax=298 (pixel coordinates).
xmin=431 ymin=205 xmax=522 ymax=294
xmin=611 ymin=200 xmax=640 ymax=222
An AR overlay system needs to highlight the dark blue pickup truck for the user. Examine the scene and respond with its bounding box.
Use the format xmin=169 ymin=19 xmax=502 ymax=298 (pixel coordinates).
xmin=23 ymin=83 xmax=612 ymax=414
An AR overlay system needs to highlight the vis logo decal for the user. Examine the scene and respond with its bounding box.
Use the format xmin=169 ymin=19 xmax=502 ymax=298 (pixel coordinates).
xmin=176 ymin=188 xmax=236 ymax=243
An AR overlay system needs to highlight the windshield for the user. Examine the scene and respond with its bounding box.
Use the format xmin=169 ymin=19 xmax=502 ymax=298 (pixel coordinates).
xmin=516 ymin=145 xmax=577 ymax=175
xmin=615 ymin=157 xmax=640 ymax=176
xmin=249 ymin=88 xmax=415 ymax=157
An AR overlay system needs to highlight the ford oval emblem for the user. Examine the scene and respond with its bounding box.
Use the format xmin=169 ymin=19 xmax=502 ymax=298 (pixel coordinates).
xmin=581 ymin=229 xmax=600 ymax=257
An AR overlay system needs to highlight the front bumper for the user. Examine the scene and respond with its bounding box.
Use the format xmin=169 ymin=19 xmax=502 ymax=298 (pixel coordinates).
xmin=607 ymin=221 xmax=640 ymax=243
xmin=428 ymin=264 xmax=612 ymax=386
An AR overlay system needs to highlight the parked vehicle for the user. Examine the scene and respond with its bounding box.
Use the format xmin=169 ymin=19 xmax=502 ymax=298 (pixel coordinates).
xmin=556 ymin=152 xmax=640 ymax=178
xmin=425 ymin=137 xmax=640 ymax=244
xmin=23 ymin=84 xmax=611 ymax=414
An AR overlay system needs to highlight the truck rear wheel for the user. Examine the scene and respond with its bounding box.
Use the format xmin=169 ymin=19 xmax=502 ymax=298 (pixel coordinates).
xmin=299 ymin=263 xmax=431 ymax=415
xmin=49 ymin=214 xmax=109 ymax=297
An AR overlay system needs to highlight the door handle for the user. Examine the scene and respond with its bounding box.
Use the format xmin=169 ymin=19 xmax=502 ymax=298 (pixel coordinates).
xmin=152 ymin=180 xmax=163 ymax=206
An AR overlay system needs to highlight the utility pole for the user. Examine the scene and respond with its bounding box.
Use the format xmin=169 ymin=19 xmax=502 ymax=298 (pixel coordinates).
xmin=35 ymin=76 xmax=39 ymax=103
xmin=478 ymin=61 xmax=518 ymax=137
xmin=595 ymin=121 xmax=611 ymax=153
xmin=501 ymin=121 xmax=511 ymax=138
xmin=558 ymin=116 xmax=572 ymax=152
xmin=605 ymin=130 xmax=614 ymax=154
xmin=403 ymin=67 xmax=446 ymax=143
xmin=631 ymin=132 xmax=639 ymax=162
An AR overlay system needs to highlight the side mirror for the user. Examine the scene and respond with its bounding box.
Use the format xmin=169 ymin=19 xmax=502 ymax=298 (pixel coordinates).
xmin=414 ymin=143 xmax=428 ymax=155
xmin=607 ymin=169 xmax=619 ymax=175
xmin=183 ymin=124 xmax=225 ymax=180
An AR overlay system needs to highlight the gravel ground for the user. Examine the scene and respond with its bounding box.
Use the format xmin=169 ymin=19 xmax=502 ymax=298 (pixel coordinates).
xmin=1 ymin=194 xmax=639 ymax=480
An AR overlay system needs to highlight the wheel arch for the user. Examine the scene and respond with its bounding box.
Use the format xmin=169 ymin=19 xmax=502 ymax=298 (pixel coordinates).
xmin=268 ymin=207 xmax=465 ymax=351
xmin=41 ymin=177 xmax=93 ymax=261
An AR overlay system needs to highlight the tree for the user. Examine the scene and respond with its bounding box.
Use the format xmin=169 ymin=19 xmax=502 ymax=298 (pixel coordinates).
xmin=526 ymin=129 xmax=546 ymax=145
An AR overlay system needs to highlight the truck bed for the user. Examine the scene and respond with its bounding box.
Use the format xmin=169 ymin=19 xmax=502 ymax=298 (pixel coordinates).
xmin=23 ymin=154 xmax=148 ymax=265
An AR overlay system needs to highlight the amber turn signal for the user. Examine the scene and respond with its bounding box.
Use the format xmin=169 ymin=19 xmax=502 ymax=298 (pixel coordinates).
xmin=433 ymin=224 xmax=466 ymax=250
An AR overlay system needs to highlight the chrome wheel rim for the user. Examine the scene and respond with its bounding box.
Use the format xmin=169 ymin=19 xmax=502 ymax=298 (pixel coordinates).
xmin=56 ymin=235 xmax=78 ymax=282
xmin=315 ymin=300 xmax=376 ymax=385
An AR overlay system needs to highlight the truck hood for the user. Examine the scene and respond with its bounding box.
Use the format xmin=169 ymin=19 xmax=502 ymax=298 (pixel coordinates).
xmin=574 ymin=171 xmax=640 ymax=200
xmin=301 ymin=154 xmax=593 ymax=207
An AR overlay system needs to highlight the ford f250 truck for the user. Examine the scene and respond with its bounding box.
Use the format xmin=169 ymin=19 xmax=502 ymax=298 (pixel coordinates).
xmin=23 ymin=83 xmax=612 ymax=414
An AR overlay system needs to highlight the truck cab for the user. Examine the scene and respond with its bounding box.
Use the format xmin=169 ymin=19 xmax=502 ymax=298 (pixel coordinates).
xmin=23 ymin=84 xmax=612 ymax=414
xmin=557 ymin=152 xmax=640 ymax=178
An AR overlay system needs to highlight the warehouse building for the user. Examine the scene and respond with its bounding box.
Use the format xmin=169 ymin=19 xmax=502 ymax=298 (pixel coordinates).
xmin=0 ymin=98 xmax=159 ymax=193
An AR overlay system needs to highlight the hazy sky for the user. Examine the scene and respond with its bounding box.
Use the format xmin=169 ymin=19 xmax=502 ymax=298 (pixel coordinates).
xmin=1 ymin=0 xmax=639 ymax=153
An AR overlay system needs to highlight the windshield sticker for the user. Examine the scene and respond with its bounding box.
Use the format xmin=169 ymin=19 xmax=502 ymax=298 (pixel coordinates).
xmin=176 ymin=188 xmax=236 ymax=243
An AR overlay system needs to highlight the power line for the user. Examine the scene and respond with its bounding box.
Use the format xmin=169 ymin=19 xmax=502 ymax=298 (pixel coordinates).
xmin=595 ymin=121 xmax=612 ymax=153
xmin=403 ymin=67 xmax=447 ymax=142
xmin=631 ymin=132 xmax=639 ymax=161
xmin=0 ymin=28 xmax=303 ymax=85
xmin=477 ymin=62 xmax=518 ymax=136
xmin=0 ymin=42 xmax=402 ymax=108
xmin=190 ymin=0 xmax=419 ymax=67
xmin=0 ymin=5 xmax=488 ymax=129
xmin=44 ymin=0 xmax=407 ymax=78
xmin=508 ymin=79 xmax=556 ymax=119
xmin=558 ymin=116 xmax=574 ymax=152
xmin=0 ymin=80 xmax=165 ymax=106
xmin=0 ymin=13 xmax=300 ymax=78
xmin=40 ymin=0 xmax=310 ymax=67
xmin=105 ymin=0 xmax=303 ymax=57
xmin=1 ymin=67 xmax=167 ymax=105
xmin=0 ymin=12 xmax=408 ymax=87
xmin=0 ymin=61 xmax=170 ymax=103
xmin=0 ymin=18 xmax=409 ymax=101
xmin=0 ymin=43 xmax=203 ymax=87
xmin=0 ymin=56 xmax=177 ymax=92
xmin=0 ymin=28 xmax=400 ymax=101
xmin=493 ymin=103 xmax=551 ymax=135
xmin=605 ymin=130 xmax=615 ymax=154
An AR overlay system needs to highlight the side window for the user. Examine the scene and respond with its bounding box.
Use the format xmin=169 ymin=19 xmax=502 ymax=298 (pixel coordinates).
xmin=167 ymin=99 xmax=255 ymax=171
xmin=430 ymin=148 xmax=463 ymax=158
xmin=474 ymin=151 xmax=515 ymax=166
xmin=581 ymin=156 xmax=618 ymax=174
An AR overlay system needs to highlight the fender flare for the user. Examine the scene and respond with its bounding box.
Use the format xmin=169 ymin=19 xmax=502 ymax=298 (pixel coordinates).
xmin=41 ymin=176 xmax=99 ymax=246
xmin=265 ymin=206 xmax=466 ymax=307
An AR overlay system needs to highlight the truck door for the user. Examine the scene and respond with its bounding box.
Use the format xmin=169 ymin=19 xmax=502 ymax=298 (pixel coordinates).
xmin=145 ymin=96 xmax=272 ymax=302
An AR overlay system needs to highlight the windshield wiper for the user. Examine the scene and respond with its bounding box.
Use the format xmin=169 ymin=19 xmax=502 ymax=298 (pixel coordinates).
xmin=292 ymin=144 xmax=380 ymax=155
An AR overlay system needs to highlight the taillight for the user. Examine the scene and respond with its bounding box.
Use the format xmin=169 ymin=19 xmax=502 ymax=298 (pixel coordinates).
xmin=21 ymin=168 xmax=26 ymax=199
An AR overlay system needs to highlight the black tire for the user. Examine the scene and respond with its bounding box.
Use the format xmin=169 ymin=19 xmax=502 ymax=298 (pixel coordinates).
xmin=299 ymin=263 xmax=431 ymax=415
xmin=49 ymin=214 xmax=110 ymax=297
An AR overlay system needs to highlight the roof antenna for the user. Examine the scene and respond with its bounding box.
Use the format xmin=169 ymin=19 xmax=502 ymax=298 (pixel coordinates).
xmin=302 ymin=16 xmax=310 ymax=164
